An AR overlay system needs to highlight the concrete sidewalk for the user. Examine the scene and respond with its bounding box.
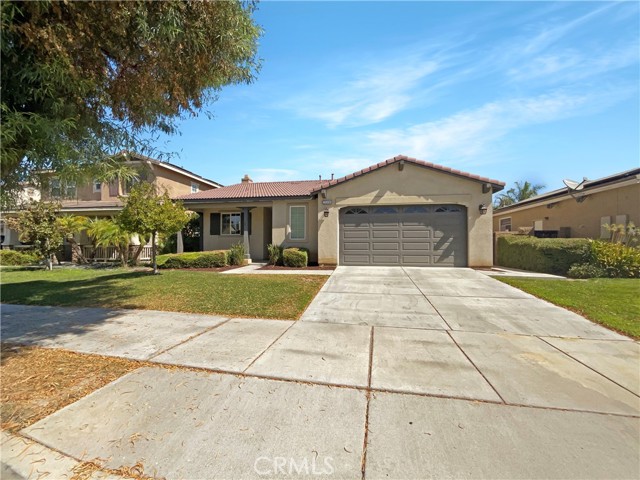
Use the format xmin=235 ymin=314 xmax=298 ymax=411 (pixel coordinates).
xmin=2 ymin=267 xmax=639 ymax=479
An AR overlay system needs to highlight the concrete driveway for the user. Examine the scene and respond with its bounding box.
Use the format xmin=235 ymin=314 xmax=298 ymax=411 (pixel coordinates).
xmin=2 ymin=267 xmax=639 ymax=479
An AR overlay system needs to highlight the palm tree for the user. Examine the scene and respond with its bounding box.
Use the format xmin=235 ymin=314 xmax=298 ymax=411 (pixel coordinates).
xmin=494 ymin=181 xmax=545 ymax=209
xmin=57 ymin=215 xmax=89 ymax=263
xmin=85 ymin=217 xmax=132 ymax=267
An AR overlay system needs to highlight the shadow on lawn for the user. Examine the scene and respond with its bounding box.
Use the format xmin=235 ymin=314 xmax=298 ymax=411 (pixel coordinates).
xmin=0 ymin=271 xmax=150 ymax=347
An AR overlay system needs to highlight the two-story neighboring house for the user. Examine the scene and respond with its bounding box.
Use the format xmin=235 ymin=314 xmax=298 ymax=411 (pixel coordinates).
xmin=1 ymin=153 xmax=221 ymax=260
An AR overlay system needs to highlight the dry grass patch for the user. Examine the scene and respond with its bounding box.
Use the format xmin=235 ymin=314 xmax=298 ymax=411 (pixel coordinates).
xmin=1 ymin=344 xmax=147 ymax=432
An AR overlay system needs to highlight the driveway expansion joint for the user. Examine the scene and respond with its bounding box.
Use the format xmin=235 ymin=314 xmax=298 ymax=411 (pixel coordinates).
xmin=537 ymin=336 xmax=640 ymax=399
xmin=146 ymin=317 xmax=233 ymax=361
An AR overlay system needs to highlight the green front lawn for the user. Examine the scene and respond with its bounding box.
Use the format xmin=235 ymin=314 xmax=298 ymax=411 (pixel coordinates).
xmin=0 ymin=268 xmax=327 ymax=320
xmin=497 ymin=277 xmax=640 ymax=339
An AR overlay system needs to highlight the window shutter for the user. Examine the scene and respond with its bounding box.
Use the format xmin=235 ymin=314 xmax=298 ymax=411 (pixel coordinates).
xmin=210 ymin=213 xmax=221 ymax=235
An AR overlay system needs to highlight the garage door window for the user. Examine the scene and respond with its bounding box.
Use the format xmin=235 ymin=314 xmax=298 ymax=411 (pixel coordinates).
xmin=373 ymin=206 xmax=399 ymax=214
xmin=345 ymin=207 xmax=367 ymax=215
xmin=404 ymin=206 xmax=429 ymax=214
xmin=289 ymin=206 xmax=306 ymax=240
xmin=435 ymin=206 xmax=462 ymax=213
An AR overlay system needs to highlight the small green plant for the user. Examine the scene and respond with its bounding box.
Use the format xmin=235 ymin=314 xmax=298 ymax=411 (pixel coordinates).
xmin=590 ymin=240 xmax=640 ymax=278
xmin=0 ymin=250 xmax=40 ymax=266
xmin=604 ymin=222 xmax=638 ymax=247
xmin=157 ymin=251 xmax=228 ymax=269
xmin=228 ymin=242 xmax=246 ymax=266
xmin=267 ymin=243 xmax=283 ymax=266
xmin=283 ymin=247 xmax=308 ymax=268
xmin=567 ymin=263 xmax=607 ymax=279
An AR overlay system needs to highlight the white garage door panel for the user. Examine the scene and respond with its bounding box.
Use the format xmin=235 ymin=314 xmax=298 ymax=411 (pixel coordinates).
xmin=339 ymin=205 xmax=467 ymax=267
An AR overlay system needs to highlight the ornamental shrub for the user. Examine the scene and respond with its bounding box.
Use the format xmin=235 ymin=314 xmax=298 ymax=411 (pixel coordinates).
xmin=156 ymin=251 xmax=228 ymax=269
xmin=228 ymin=242 xmax=246 ymax=266
xmin=589 ymin=240 xmax=640 ymax=278
xmin=267 ymin=243 xmax=283 ymax=265
xmin=283 ymin=247 xmax=308 ymax=268
xmin=0 ymin=249 xmax=40 ymax=266
xmin=567 ymin=263 xmax=607 ymax=279
xmin=496 ymin=236 xmax=590 ymax=275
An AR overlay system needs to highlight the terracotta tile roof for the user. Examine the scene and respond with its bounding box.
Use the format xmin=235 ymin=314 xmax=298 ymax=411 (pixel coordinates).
xmin=178 ymin=155 xmax=505 ymax=202
xmin=312 ymin=155 xmax=505 ymax=193
xmin=178 ymin=180 xmax=327 ymax=201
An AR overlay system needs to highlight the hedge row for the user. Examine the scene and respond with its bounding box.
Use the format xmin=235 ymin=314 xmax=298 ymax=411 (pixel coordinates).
xmin=496 ymin=236 xmax=590 ymax=275
xmin=0 ymin=249 xmax=40 ymax=266
xmin=156 ymin=251 xmax=229 ymax=269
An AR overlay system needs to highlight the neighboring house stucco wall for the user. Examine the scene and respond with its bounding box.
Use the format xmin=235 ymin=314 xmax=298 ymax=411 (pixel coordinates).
xmin=493 ymin=182 xmax=640 ymax=238
xmin=316 ymin=162 xmax=495 ymax=267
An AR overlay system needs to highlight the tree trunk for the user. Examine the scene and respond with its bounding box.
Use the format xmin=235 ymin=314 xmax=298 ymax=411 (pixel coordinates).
xmin=130 ymin=244 xmax=144 ymax=266
xmin=152 ymin=231 xmax=158 ymax=274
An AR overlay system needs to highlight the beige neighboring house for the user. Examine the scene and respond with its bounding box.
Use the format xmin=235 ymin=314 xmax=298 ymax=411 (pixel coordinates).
xmin=493 ymin=168 xmax=640 ymax=238
xmin=178 ymin=155 xmax=505 ymax=267
xmin=1 ymin=153 xmax=221 ymax=259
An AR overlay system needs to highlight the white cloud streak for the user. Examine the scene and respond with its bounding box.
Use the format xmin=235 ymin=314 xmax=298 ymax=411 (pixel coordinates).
xmin=365 ymin=88 xmax=633 ymax=165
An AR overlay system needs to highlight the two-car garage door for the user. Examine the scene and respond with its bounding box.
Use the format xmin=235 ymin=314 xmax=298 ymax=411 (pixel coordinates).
xmin=339 ymin=205 xmax=467 ymax=267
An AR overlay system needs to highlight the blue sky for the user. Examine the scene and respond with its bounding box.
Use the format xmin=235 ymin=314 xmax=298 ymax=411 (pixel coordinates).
xmin=155 ymin=1 xmax=639 ymax=194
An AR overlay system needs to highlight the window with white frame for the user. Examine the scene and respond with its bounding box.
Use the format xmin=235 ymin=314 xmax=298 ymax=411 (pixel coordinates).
xmin=499 ymin=217 xmax=512 ymax=231
xmin=289 ymin=206 xmax=306 ymax=240
xmin=191 ymin=182 xmax=199 ymax=193
xmin=221 ymin=213 xmax=242 ymax=235
xmin=93 ymin=179 xmax=102 ymax=193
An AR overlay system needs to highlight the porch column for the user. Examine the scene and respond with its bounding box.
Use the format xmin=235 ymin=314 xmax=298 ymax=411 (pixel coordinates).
xmin=241 ymin=206 xmax=254 ymax=264
xmin=176 ymin=229 xmax=184 ymax=254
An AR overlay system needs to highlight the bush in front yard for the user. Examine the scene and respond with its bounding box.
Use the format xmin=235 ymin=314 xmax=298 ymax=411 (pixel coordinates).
xmin=267 ymin=243 xmax=284 ymax=265
xmin=567 ymin=263 xmax=607 ymax=279
xmin=496 ymin=236 xmax=590 ymax=275
xmin=156 ymin=251 xmax=228 ymax=269
xmin=0 ymin=250 xmax=40 ymax=266
xmin=283 ymin=247 xmax=308 ymax=267
xmin=590 ymin=240 xmax=640 ymax=278
xmin=228 ymin=242 xmax=246 ymax=266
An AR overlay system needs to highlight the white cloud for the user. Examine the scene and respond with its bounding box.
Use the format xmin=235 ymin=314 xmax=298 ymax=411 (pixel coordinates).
xmin=365 ymin=88 xmax=631 ymax=165
xmin=508 ymin=44 xmax=638 ymax=84
xmin=282 ymin=55 xmax=445 ymax=128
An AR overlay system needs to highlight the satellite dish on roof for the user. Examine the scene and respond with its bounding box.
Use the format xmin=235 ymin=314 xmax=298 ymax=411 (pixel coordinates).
xmin=563 ymin=177 xmax=587 ymax=191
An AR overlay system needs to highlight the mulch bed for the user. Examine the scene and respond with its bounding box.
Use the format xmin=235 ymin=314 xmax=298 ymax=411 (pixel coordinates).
xmin=0 ymin=343 xmax=148 ymax=432
xmin=259 ymin=265 xmax=335 ymax=271
xmin=161 ymin=265 xmax=243 ymax=272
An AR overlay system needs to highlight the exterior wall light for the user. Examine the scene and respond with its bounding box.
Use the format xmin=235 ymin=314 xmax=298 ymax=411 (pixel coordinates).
xmin=323 ymin=209 xmax=330 ymax=218
xmin=479 ymin=204 xmax=488 ymax=215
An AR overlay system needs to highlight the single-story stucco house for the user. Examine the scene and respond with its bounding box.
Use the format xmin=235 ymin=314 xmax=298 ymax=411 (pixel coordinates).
xmin=493 ymin=167 xmax=640 ymax=239
xmin=177 ymin=155 xmax=505 ymax=267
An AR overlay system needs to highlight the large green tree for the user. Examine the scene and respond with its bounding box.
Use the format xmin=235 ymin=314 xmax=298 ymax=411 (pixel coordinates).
xmin=1 ymin=0 xmax=261 ymax=203
xmin=5 ymin=201 xmax=62 ymax=269
xmin=494 ymin=181 xmax=546 ymax=209
xmin=118 ymin=183 xmax=193 ymax=274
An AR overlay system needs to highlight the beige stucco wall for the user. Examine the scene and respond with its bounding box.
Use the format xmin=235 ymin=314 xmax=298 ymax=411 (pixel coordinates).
xmin=317 ymin=162 xmax=495 ymax=267
xmin=201 ymin=205 xmax=268 ymax=260
xmin=152 ymin=165 xmax=215 ymax=197
xmin=493 ymin=182 xmax=640 ymax=238
xmin=271 ymin=199 xmax=319 ymax=263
